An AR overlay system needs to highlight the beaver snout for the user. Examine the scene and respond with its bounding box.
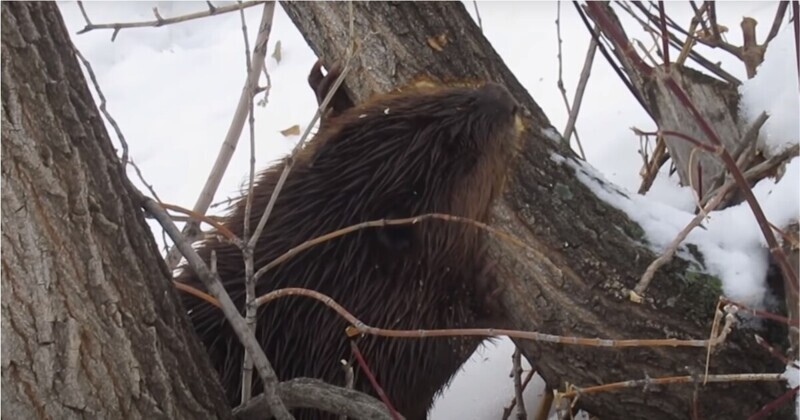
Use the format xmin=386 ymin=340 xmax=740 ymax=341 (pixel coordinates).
xmin=476 ymin=82 xmax=519 ymax=117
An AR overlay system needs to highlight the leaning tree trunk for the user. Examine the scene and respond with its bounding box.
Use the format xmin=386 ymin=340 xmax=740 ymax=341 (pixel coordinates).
xmin=1 ymin=3 xmax=232 ymax=419
xmin=281 ymin=2 xmax=791 ymax=419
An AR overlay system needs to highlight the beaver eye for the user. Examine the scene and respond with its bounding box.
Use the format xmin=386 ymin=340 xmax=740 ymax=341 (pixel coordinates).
xmin=511 ymin=105 xmax=519 ymax=116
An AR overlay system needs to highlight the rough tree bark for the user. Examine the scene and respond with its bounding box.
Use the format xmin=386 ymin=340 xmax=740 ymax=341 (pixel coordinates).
xmin=1 ymin=3 xmax=232 ymax=419
xmin=281 ymin=2 xmax=791 ymax=419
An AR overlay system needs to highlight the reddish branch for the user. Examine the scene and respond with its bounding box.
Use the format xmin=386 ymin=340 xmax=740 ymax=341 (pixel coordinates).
xmin=585 ymin=2 xmax=798 ymax=297
xmin=349 ymin=341 xmax=401 ymax=420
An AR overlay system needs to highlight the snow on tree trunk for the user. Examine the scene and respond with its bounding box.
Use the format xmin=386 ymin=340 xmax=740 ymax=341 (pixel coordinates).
xmin=1 ymin=3 xmax=232 ymax=419
xmin=281 ymin=2 xmax=790 ymax=418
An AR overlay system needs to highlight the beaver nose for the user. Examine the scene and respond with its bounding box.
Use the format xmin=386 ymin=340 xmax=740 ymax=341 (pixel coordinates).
xmin=476 ymin=82 xmax=518 ymax=116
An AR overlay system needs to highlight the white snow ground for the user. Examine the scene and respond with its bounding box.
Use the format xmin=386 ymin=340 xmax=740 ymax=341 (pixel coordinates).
xmin=58 ymin=1 xmax=798 ymax=418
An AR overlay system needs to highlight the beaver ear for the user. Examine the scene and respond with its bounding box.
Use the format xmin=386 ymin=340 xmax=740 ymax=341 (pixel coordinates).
xmin=308 ymin=60 xmax=355 ymax=127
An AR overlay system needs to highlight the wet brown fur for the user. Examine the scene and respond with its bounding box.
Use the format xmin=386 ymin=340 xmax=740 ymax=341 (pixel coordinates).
xmin=176 ymin=72 xmax=522 ymax=419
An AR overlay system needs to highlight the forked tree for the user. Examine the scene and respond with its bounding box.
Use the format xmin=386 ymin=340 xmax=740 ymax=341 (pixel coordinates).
xmin=2 ymin=2 xmax=796 ymax=419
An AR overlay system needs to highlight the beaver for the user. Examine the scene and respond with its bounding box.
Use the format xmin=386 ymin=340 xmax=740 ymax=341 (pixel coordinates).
xmin=176 ymin=62 xmax=522 ymax=419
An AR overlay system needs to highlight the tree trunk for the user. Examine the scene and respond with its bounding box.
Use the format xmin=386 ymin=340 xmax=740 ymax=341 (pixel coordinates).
xmin=1 ymin=3 xmax=232 ymax=419
xmin=280 ymin=2 xmax=790 ymax=419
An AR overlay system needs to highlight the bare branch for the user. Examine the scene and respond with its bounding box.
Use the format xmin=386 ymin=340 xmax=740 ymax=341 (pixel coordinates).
xmin=533 ymin=386 xmax=554 ymax=420
xmin=237 ymin=0 xmax=262 ymax=404
xmin=512 ymin=348 xmax=527 ymax=420
xmin=76 ymin=1 xmax=92 ymax=25
xmin=140 ymin=192 xmax=293 ymax=420
xmin=720 ymin=297 xmax=798 ymax=327
xmin=128 ymin=158 xmax=162 ymax=203
xmin=658 ymin=1 xmax=670 ymax=66
xmin=632 ymin=178 xmax=735 ymax=297
xmin=574 ymin=1 xmax=655 ymax=118
xmin=75 ymin=0 xmax=268 ymax=39
xmin=625 ymin=1 xmax=741 ymax=83
xmin=562 ymin=22 xmax=597 ymax=158
xmin=747 ymin=386 xmax=800 ymax=419
xmin=708 ymin=1 xmax=721 ymax=42
xmin=248 ymin=287 xmax=739 ymax=349
xmin=349 ymin=341 xmax=401 ymax=420
xmin=557 ymin=373 xmax=787 ymax=399
xmin=502 ymin=367 xmax=537 ymax=420
xmin=164 ymin=2 xmax=276 ymax=269
xmin=232 ymin=378 xmax=396 ymax=420
xmin=71 ymin=46 xmax=129 ymax=164
xmin=472 ymin=0 xmax=483 ymax=32
xmin=794 ymin=1 xmax=800 ymax=86
xmin=247 ymin=2 xmax=355 ymax=250
xmin=556 ymin=2 xmax=587 ymax=160
xmin=764 ymin=1 xmax=789 ymax=46
xmin=701 ymin=111 xmax=769 ymax=207
xmin=688 ymin=1 xmax=710 ymax=39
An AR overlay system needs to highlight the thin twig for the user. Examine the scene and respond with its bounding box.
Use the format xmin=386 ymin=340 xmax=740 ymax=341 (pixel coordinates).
xmin=253 ymin=213 xmax=524 ymax=282
xmin=164 ymin=2 xmax=275 ymax=269
xmin=557 ymin=373 xmax=786 ymax=399
xmin=502 ymin=370 xmax=538 ymax=420
xmin=251 ymin=287 xmax=738 ymax=349
xmin=689 ymin=1 xmax=710 ymax=40
xmin=338 ymin=359 xmax=355 ymax=420
xmin=349 ymin=341 xmax=401 ymax=420
xmin=676 ymin=1 xmax=707 ymax=66
xmin=575 ymin=1 xmax=655 ymax=118
xmin=793 ymin=1 xmax=800 ymax=87
xmin=128 ymin=158 xmax=162 ymax=203
xmin=720 ymin=297 xmax=799 ymax=327
xmin=236 ymin=0 xmax=263 ymax=404
xmin=708 ymin=2 xmax=720 ymax=41
xmin=620 ymin=0 xmax=740 ymax=85
xmin=71 ymin=47 xmax=129 ymax=164
xmin=472 ymin=0 xmax=483 ymax=32
xmin=764 ymin=1 xmax=789 ymax=46
xmin=658 ymin=1 xmax=670 ymax=66
xmin=247 ymin=2 xmax=355 ymax=250
xmin=75 ymin=0 xmax=267 ymax=40
xmin=512 ymin=348 xmax=527 ymax=420
xmin=691 ymin=386 xmax=701 ymax=420
xmin=141 ymin=192 xmax=293 ymax=420
xmin=637 ymin=131 xmax=669 ymax=194
xmin=655 ymin=130 xmax=715 ymax=153
xmin=746 ymin=386 xmax=800 ymax=420
xmin=701 ymin=112 xmax=769 ymax=206
xmin=556 ymin=2 xmax=586 ymax=159
xmin=632 ymin=177 xmax=736 ymax=297
xmin=562 ymin=23 xmax=597 ymax=159
xmin=240 ymin=0 xmax=257 ymax=245
xmin=77 ymin=1 xmax=92 ymax=25
xmin=754 ymin=335 xmax=797 ymax=366
xmin=159 ymin=203 xmax=238 ymax=243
